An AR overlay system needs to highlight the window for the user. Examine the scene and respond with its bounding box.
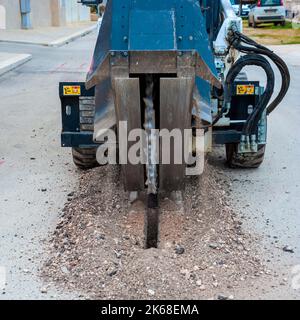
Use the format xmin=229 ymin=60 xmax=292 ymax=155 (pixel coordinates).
xmin=260 ymin=0 xmax=282 ymax=6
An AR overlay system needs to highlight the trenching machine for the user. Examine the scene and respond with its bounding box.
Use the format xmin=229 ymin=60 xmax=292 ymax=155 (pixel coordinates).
xmin=60 ymin=0 xmax=290 ymax=247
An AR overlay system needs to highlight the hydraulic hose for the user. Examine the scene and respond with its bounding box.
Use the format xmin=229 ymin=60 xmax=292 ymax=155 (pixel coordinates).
xmin=225 ymin=54 xmax=275 ymax=136
xmin=230 ymin=30 xmax=290 ymax=115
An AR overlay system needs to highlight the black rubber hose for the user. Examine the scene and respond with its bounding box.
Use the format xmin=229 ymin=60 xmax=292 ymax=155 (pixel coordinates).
xmin=212 ymin=81 xmax=227 ymax=126
xmin=231 ymin=31 xmax=290 ymax=115
xmin=225 ymin=54 xmax=275 ymax=135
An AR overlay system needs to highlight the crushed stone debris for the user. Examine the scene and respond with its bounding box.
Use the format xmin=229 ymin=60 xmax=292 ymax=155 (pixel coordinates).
xmin=42 ymin=162 xmax=267 ymax=299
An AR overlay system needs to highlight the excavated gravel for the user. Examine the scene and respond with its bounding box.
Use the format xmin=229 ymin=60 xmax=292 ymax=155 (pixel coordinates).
xmin=42 ymin=161 xmax=270 ymax=299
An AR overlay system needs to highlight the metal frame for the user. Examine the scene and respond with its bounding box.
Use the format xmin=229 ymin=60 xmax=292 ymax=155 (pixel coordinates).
xmin=60 ymin=82 xmax=98 ymax=148
xmin=212 ymin=81 xmax=264 ymax=145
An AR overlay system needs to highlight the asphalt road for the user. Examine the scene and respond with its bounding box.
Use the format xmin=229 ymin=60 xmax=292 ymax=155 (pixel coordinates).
xmin=0 ymin=33 xmax=96 ymax=299
xmin=0 ymin=33 xmax=299 ymax=299
xmin=225 ymin=45 xmax=300 ymax=299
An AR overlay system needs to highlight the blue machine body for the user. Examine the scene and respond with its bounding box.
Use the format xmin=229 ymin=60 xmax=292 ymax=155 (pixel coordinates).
xmin=60 ymin=0 xmax=270 ymax=191
xmin=87 ymin=0 xmax=222 ymax=90
xmin=61 ymin=0 xmax=262 ymax=149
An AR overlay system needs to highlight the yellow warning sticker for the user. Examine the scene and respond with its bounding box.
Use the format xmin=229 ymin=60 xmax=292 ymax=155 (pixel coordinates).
xmin=63 ymin=86 xmax=81 ymax=96
xmin=236 ymin=85 xmax=255 ymax=95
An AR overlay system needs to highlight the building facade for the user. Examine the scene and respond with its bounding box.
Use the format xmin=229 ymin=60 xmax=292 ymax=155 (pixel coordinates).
xmin=0 ymin=0 xmax=90 ymax=30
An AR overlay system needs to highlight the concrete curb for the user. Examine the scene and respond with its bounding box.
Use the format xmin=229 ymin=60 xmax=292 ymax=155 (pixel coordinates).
xmin=0 ymin=54 xmax=32 ymax=76
xmin=49 ymin=24 xmax=97 ymax=47
xmin=0 ymin=24 xmax=97 ymax=47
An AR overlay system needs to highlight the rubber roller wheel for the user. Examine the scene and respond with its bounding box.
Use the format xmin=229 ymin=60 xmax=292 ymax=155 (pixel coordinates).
xmin=72 ymin=147 xmax=99 ymax=170
xmin=226 ymin=144 xmax=266 ymax=169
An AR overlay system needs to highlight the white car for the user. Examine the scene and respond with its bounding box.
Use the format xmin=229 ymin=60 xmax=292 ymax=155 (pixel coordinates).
xmin=248 ymin=0 xmax=286 ymax=27
xmin=230 ymin=0 xmax=251 ymax=17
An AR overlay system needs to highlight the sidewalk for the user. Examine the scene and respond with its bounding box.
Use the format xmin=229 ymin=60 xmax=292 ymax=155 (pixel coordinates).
xmin=0 ymin=52 xmax=32 ymax=76
xmin=0 ymin=22 xmax=97 ymax=47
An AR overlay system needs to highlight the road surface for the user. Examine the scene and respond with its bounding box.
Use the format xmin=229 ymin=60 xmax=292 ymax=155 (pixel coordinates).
xmin=0 ymin=33 xmax=95 ymax=299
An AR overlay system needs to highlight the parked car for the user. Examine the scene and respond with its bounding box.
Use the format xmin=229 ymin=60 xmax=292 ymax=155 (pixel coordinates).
xmin=230 ymin=0 xmax=251 ymax=17
xmin=248 ymin=0 xmax=286 ymax=27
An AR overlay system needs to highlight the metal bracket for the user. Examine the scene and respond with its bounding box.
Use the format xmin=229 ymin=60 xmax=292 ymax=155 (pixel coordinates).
xmin=238 ymin=135 xmax=258 ymax=154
